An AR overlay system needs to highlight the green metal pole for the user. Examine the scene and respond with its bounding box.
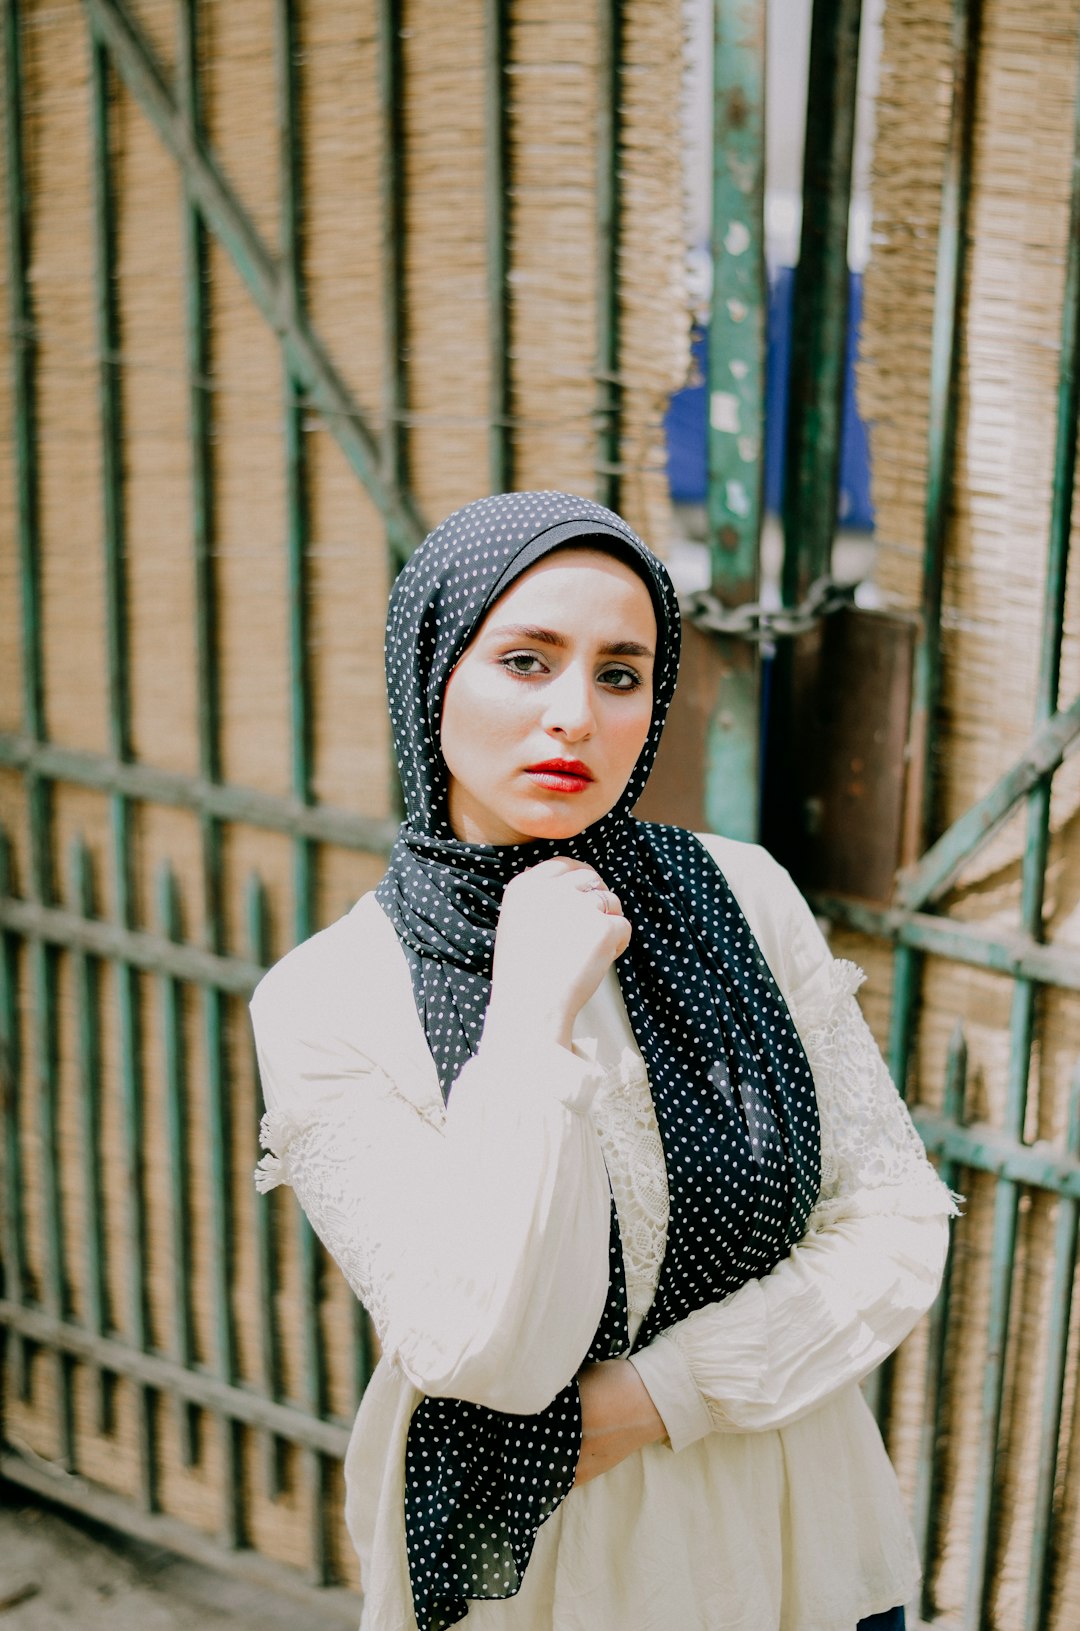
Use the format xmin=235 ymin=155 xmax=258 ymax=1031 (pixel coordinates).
xmin=276 ymin=0 xmax=332 ymax=1583
xmin=780 ymin=0 xmax=862 ymax=606
xmin=0 ymin=830 xmax=29 ymax=1403
xmin=913 ymin=1022 xmax=966 ymax=1621
xmin=247 ymin=875 xmax=287 ymax=1497
xmin=705 ymin=0 xmax=766 ymax=841
xmin=1024 ymin=1064 xmax=1080 ymax=1631
xmin=887 ymin=0 xmax=980 ymax=1129
xmin=595 ymin=0 xmax=622 ymax=511
xmin=484 ymin=0 xmax=511 ymax=494
xmin=708 ymin=0 xmax=765 ymax=592
xmin=377 ymin=0 xmax=411 ymax=571
xmin=3 ymin=0 xmax=46 ymax=1411
xmin=90 ymin=27 xmax=155 ymax=1510
xmin=178 ymin=0 xmax=242 ymax=1542
xmin=157 ymin=865 xmax=199 ymax=1468
xmin=69 ymin=839 xmax=113 ymax=1436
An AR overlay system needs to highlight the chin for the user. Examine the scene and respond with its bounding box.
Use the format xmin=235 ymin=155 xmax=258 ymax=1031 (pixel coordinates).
xmin=510 ymin=800 xmax=602 ymax=843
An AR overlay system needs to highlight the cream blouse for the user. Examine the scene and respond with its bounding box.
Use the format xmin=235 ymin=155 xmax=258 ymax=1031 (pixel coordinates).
xmin=251 ymin=834 xmax=956 ymax=1631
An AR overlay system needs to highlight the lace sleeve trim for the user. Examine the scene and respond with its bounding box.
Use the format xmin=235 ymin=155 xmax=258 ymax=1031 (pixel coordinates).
xmin=253 ymin=1090 xmax=401 ymax=1333
xmin=251 ymin=1068 xmax=447 ymax=1340
xmin=794 ymin=958 xmax=961 ymax=1230
xmin=254 ymin=1108 xmax=304 ymax=1193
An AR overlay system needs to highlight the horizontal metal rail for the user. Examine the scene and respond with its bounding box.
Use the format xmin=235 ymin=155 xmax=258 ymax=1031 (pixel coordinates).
xmin=1 ymin=1450 xmax=361 ymax=1626
xmin=0 ymin=1300 xmax=351 ymax=1457
xmin=0 ymin=733 xmax=397 ymax=853
xmin=0 ymin=896 xmax=264 ymax=991
xmin=812 ymin=892 xmax=1080 ymax=992
xmin=914 ymin=1109 xmax=1080 ymax=1199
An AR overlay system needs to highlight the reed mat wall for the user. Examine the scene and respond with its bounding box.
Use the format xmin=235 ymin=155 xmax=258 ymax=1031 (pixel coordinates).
xmin=857 ymin=3 xmax=1080 ymax=1626
xmin=0 ymin=0 xmax=688 ymax=1593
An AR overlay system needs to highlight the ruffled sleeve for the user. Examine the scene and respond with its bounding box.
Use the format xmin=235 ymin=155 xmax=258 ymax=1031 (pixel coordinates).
xmin=629 ymin=859 xmax=956 ymax=1447
xmin=250 ymin=917 xmax=614 ymax=1418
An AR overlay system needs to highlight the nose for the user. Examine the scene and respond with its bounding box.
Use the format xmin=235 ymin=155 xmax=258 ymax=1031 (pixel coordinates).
xmin=541 ymin=661 xmax=596 ymax=742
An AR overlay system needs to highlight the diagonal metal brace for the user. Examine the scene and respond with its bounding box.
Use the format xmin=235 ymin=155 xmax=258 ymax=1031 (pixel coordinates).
xmin=82 ymin=0 xmax=426 ymax=561
xmin=896 ymin=689 xmax=1080 ymax=910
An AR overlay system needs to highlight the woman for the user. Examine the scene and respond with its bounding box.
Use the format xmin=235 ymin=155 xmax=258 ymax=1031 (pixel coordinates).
xmin=252 ymin=490 xmax=956 ymax=1631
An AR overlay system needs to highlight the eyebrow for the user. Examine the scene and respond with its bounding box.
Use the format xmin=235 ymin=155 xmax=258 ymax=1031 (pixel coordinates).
xmin=486 ymin=623 xmax=655 ymax=659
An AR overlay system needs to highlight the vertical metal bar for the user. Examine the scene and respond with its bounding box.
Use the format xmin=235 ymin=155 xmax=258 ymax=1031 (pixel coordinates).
xmin=1024 ymin=1065 xmax=1080 ymax=1631
xmin=900 ymin=0 xmax=980 ymax=873
xmin=887 ymin=0 xmax=981 ymax=1107
xmin=247 ymin=874 xmax=287 ymax=1498
xmin=0 ymin=829 xmax=30 ymax=1402
xmin=177 ymin=0 xmax=240 ymax=1543
xmin=3 ymin=0 xmax=44 ymax=748
xmin=914 ymin=1022 xmax=966 ymax=1622
xmin=779 ymin=0 xmax=862 ymax=605
xmin=880 ymin=7 xmax=979 ymax=1456
xmin=276 ymin=0 xmax=331 ymax=1584
xmin=967 ymin=17 xmax=1079 ymax=1617
xmin=377 ymin=0 xmax=410 ymax=821
xmin=708 ymin=0 xmax=765 ymax=591
xmin=90 ymin=24 xmax=156 ymax=1511
xmin=12 ymin=0 xmax=70 ymax=1468
xmin=177 ymin=0 xmax=219 ymax=797
xmin=484 ymin=0 xmax=511 ymax=493
xmin=69 ymin=838 xmax=114 ymax=1436
xmin=1019 ymin=88 xmax=1080 ymax=1629
xmin=377 ymin=0 xmax=410 ymax=571
xmin=157 ymin=864 xmax=199 ymax=1466
xmin=31 ymin=859 xmax=69 ymax=1466
xmin=3 ymin=0 xmax=49 ymax=1410
xmin=595 ymin=0 xmax=622 ymax=511
xmin=703 ymin=0 xmax=767 ymax=843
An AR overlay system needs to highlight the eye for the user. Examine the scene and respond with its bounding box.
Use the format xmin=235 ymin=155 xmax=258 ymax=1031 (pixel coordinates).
xmin=499 ymin=651 xmax=548 ymax=677
xmin=599 ymin=665 xmax=643 ymax=692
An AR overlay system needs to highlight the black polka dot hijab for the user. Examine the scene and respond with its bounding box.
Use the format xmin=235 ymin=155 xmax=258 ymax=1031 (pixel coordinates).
xmin=375 ymin=491 xmax=820 ymax=1631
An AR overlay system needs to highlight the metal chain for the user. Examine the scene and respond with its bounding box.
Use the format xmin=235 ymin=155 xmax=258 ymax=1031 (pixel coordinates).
xmin=684 ymin=576 xmax=858 ymax=643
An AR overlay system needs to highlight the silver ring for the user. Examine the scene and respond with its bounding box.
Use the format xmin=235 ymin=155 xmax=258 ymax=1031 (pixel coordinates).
xmin=587 ymin=883 xmax=610 ymax=914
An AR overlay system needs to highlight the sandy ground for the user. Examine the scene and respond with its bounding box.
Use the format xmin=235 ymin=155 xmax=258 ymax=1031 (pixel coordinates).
xmin=0 ymin=1493 xmax=323 ymax=1630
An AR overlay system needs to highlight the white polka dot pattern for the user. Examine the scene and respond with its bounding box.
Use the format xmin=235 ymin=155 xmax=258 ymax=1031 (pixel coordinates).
xmin=374 ymin=492 xmax=820 ymax=1631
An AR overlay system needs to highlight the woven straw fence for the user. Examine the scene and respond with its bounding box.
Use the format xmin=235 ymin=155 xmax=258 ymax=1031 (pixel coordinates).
xmin=0 ymin=0 xmax=687 ymax=1594
xmin=854 ymin=2 xmax=1080 ymax=1627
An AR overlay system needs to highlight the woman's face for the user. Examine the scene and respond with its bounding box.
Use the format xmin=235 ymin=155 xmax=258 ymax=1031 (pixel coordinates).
xmin=440 ymin=548 xmax=658 ymax=846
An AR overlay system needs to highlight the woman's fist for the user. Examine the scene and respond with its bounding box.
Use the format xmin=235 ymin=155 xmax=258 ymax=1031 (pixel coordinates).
xmin=483 ymin=857 xmax=631 ymax=1052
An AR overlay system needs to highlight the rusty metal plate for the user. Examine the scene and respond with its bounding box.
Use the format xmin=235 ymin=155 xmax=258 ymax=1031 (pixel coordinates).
xmin=635 ymin=622 xmax=758 ymax=838
xmin=784 ymin=606 xmax=916 ymax=905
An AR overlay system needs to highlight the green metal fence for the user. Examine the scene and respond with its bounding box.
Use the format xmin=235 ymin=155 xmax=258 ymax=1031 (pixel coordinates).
xmin=3 ymin=0 xmax=1080 ymax=1627
xmin=0 ymin=0 xmax=405 ymax=1608
xmin=0 ymin=0 xmax=639 ymax=1608
xmin=794 ymin=2 xmax=1080 ymax=1626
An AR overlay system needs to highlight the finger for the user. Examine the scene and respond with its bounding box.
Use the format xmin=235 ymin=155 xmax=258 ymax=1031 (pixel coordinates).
xmin=522 ymin=855 xmax=587 ymax=879
xmin=583 ymin=888 xmax=621 ymax=916
xmin=572 ymin=871 xmax=605 ymax=893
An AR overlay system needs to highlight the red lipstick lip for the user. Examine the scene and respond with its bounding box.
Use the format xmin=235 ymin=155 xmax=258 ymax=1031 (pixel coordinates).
xmin=525 ymin=758 xmax=594 ymax=781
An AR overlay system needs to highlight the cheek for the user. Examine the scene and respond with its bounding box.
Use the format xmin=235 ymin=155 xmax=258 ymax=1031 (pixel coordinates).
xmin=612 ymin=699 xmax=653 ymax=769
xmin=441 ymin=664 xmax=528 ymax=771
